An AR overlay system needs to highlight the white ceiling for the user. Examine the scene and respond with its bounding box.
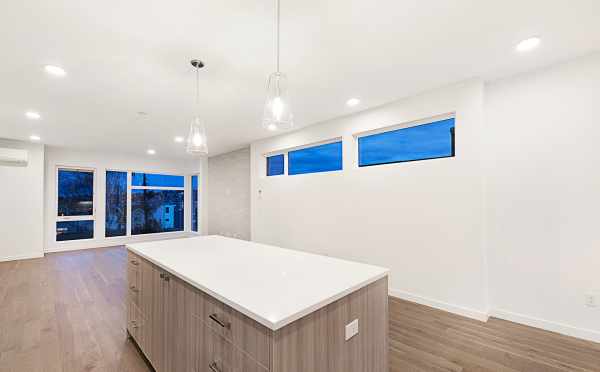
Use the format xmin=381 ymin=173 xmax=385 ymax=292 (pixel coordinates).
xmin=1 ymin=0 xmax=599 ymax=158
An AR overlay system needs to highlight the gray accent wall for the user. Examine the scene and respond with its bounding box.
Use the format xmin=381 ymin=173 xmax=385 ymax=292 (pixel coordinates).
xmin=207 ymin=147 xmax=251 ymax=240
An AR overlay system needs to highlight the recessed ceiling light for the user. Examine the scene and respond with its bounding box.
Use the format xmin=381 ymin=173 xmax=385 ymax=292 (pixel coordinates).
xmin=44 ymin=65 xmax=66 ymax=76
xmin=174 ymin=136 xmax=184 ymax=143
xmin=147 ymin=149 xmax=156 ymax=155
xmin=516 ymin=37 xmax=541 ymax=52
xmin=267 ymin=124 xmax=278 ymax=131
xmin=25 ymin=111 xmax=41 ymax=120
xmin=346 ymin=98 xmax=361 ymax=107
xmin=29 ymin=135 xmax=41 ymax=141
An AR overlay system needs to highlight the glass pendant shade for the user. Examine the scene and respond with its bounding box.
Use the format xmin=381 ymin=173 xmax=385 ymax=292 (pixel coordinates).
xmin=186 ymin=116 xmax=208 ymax=155
xmin=262 ymin=72 xmax=293 ymax=131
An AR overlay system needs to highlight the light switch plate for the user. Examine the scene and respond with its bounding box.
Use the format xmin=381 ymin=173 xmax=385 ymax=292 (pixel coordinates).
xmin=345 ymin=319 xmax=359 ymax=341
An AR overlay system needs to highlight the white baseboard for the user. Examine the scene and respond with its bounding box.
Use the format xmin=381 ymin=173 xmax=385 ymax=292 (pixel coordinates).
xmin=45 ymin=232 xmax=196 ymax=253
xmin=389 ymin=289 xmax=600 ymax=344
xmin=0 ymin=253 xmax=44 ymax=262
xmin=491 ymin=309 xmax=600 ymax=344
xmin=389 ymin=288 xmax=489 ymax=322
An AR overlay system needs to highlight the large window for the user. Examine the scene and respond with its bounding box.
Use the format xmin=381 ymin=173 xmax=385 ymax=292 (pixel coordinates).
xmin=358 ymin=117 xmax=455 ymax=167
xmin=288 ymin=141 xmax=343 ymax=175
xmin=105 ymin=171 xmax=127 ymax=237
xmin=191 ymin=175 xmax=199 ymax=232
xmin=131 ymin=173 xmax=185 ymax=235
xmin=56 ymin=168 xmax=95 ymax=241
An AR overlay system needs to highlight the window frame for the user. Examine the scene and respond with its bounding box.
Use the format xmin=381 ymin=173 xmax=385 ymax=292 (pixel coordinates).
xmin=55 ymin=166 xmax=97 ymax=243
xmin=353 ymin=113 xmax=456 ymax=168
xmin=266 ymin=153 xmax=285 ymax=177
xmin=130 ymin=172 xmax=186 ymax=236
xmin=191 ymin=174 xmax=200 ymax=233
xmin=104 ymin=169 xmax=130 ymax=239
xmin=263 ymin=137 xmax=342 ymax=177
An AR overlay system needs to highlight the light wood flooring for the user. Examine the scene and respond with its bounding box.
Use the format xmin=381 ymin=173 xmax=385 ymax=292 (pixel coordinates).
xmin=0 ymin=246 xmax=598 ymax=372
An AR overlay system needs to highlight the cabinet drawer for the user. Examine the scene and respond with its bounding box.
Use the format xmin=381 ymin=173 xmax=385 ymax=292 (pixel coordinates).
xmin=127 ymin=301 xmax=145 ymax=344
xmin=203 ymin=295 xmax=271 ymax=369
xmin=127 ymin=264 xmax=141 ymax=306
xmin=128 ymin=251 xmax=142 ymax=269
xmin=203 ymin=325 xmax=268 ymax=372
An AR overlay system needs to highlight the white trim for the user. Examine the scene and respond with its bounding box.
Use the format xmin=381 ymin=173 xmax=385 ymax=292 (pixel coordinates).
xmin=57 ymin=215 xmax=94 ymax=222
xmin=263 ymin=136 xmax=343 ymax=157
xmin=0 ymin=253 xmax=44 ymax=262
xmin=352 ymin=112 xmax=456 ymax=139
xmin=45 ymin=232 xmax=194 ymax=253
xmin=131 ymin=186 xmax=185 ymax=191
xmin=126 ymin=171 xmax=132 ymax=236
xmin=491 ymin=309 xmax=600 ymax=344
xmin=389 ymin=288 xmax=490 ymax=322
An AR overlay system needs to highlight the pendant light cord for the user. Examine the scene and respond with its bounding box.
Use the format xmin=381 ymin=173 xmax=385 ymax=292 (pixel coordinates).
xmin=195 ymin=63 xmax=200 ymax=115
xmin=276 ymin=0 xmax=280 ymax=73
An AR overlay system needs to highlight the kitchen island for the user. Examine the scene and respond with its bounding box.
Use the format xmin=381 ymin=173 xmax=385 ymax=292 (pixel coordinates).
xmin=126 ymin=235 xmax=389 ymax=372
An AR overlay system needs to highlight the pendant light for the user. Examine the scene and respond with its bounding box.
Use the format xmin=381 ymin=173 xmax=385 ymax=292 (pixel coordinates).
xmin=262 ymin=0 xmax=293 ymax=131
xmin=186 ymin=59 xmax=209 ymax=155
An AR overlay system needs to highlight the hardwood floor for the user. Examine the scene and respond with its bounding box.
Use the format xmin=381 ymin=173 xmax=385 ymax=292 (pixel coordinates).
xmin=1 ymin=246 xmax=599 ymax=372
xmin=389 ymin=298 xmax=600 ymax=372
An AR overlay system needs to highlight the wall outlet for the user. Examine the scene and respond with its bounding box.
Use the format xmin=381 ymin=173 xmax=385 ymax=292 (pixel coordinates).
xmin=585 ymin=293 xmax=597 ymax=308
xmin=345 ymin=319 xmax=359 ymax=341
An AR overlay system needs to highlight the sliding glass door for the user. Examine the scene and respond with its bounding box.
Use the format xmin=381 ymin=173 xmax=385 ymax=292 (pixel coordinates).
xmin=56 ymin=167 xmax=95 ymax=241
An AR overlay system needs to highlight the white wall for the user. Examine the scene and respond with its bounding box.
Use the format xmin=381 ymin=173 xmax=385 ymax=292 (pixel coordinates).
xmin=0 ymin=139 xmax=45 ymax=261
xmin=44 ymin=146 xmax=207 ymax=252
xmin=485 ymin=53 xmax=600 ymax=342
xmin=251 ymin=80 xmax=489 ymax=320
xmin=208 ymin=147 xmax=251 ymax=240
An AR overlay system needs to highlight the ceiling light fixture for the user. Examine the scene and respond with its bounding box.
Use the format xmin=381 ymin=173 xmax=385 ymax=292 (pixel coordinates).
xmin=29 ymin=135 xmax=41 ymax=141
xmin=186 ymin=59 xmax=209 ymax=156
xmin=516 ymin=37 xmax=541 ymax=52
xmin=44 ymin=65 xmax=67 ymax=76
xmin=26 ymin=111 xmax=41 ymax=120
xmin=346 ymin=98 xmax=360 ymax=107
xmin=147 ymin=149 xmax=156 ymax=155
xmin=174 ymin=136 xmax=184 ymax=143
xmin=262 ymin=0 xmax=293 ymax=131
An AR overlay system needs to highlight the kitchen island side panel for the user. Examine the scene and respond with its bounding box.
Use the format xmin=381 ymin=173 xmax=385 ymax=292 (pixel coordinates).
xmin=271 ymin=276 xmax=389 ymax=372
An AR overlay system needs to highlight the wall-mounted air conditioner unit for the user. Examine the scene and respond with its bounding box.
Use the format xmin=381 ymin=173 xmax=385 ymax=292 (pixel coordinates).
xmin=0 ymin=148 xmax=29 ymax=166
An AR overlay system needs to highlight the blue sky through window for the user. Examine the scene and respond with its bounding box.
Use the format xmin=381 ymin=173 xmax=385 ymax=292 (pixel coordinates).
xmin=288 ymin=141 xmax=343 ymax=175
xmin=267 ymin=154 xmax=284 ymax=176
xmin=132 ymin=173 xmax=184 ymax=187
xmin=358 ymin=118 xmax=455 ymax=167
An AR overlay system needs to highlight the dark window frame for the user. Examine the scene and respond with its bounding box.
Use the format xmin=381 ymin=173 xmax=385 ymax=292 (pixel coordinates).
xmin=55 ymin=166 xmax=96 ymax=242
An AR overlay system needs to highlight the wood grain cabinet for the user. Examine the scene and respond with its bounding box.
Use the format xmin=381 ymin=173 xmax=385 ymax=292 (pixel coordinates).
xmin=127 ymin=252 xmax=388 ymax=372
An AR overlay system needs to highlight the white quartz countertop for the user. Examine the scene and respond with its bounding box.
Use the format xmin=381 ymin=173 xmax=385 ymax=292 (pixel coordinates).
xmin=126 ymin=236 xmax=389 ymax=330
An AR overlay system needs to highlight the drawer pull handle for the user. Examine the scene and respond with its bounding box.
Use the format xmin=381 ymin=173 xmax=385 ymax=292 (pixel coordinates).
xmin=130 ymin=260 xmax=139 ymax=266
xmin=209 ymin=361 xmax=221 ymax=372
xmin=209 ymin=314 xmax=230 ymax=329
xmin=129 ymin=285 xmax=139 ymax=292
xmin=131 ymin=321 xmax=139 ymax=329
